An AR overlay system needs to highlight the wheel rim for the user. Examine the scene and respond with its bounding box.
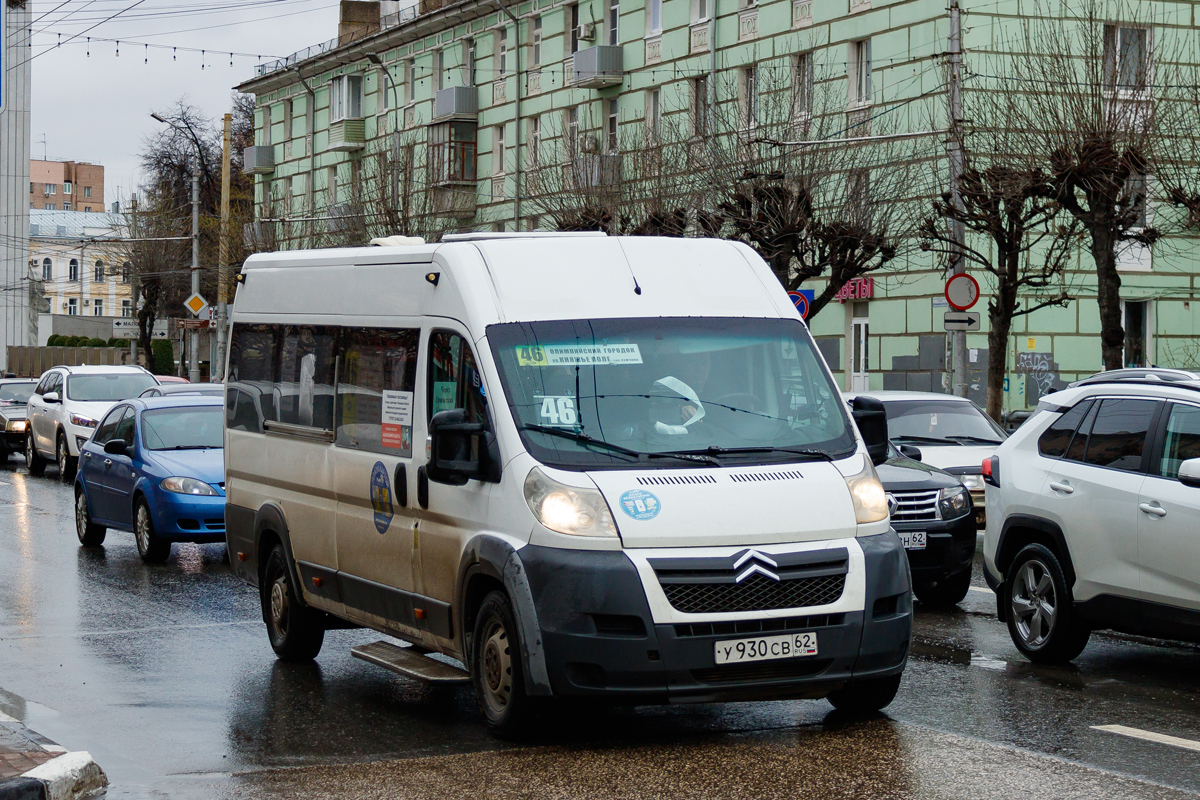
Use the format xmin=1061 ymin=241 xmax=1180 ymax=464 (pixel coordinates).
xmin=75 ymin=492 xmax=88 ymax=536
xmin=270 ymin=577 xmax=289 ymax=639
xmin=136 ymin=506 xmax=152 ymax=553
xmin=480 ymin=617 xmax=512 ymax=715
xmin=58 ymin=438 xmax=67 ymax=474
xmin=26 ymin=435 xmax=34 ymax=464
xmin=1011 ymin=559 xmax=1057 ymax=648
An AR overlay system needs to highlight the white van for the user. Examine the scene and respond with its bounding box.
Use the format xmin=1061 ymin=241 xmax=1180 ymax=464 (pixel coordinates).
xmin=224 ymin=233 xmax=911 ymax=732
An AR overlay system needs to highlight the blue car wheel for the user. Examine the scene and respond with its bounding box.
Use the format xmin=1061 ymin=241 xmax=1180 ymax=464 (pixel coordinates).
xmin=135 ymin=499 xmax=171 ymax=563
xmin=75 ymin=487 xmax=106 ymax=547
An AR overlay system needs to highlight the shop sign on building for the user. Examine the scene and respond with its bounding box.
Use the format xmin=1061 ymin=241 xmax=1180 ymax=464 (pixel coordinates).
xmin=835 ymin=277 xmax=874 ymax=303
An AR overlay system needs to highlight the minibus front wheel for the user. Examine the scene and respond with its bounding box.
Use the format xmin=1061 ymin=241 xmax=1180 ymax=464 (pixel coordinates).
xmin=262 ymin=544 xmax=325 ymax=661
xmin=472 ymin=590 xmax=536 ymax=735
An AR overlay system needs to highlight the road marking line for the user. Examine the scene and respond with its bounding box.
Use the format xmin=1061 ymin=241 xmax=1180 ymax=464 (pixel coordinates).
xmin=1092 ymin=724 xmax=1200 ymax=753
xmin=968 ymin=586 xmax=994 ymax=595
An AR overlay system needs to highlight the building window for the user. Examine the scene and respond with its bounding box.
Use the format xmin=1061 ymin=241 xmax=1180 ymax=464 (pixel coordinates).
xmin=692 ymin=0 xmax=708 ymax=23
xmin=464 ymin=39 xmax=476 ymax=86
xmin=1123 ymin=300 xmax=1150 ymax=367
xmin=646 ymin=88 xmax=661 ymax=136
xmin=739 ymin=65 xmax=758 ymax=129
xmin=570 ymin=3 xmax=581 ymax=53
xmin=69 ymin=259 xmax=79 ymax=282
xmin=63 ymin=203 xmax=71 ymax=211
xmin=64 ymin=181 xmax=73 ymax=195
xmin=496 ymin=28 xmax=508 ymax=76
xmin=851 ymin=39 xmax=872 ymax=106
xmin=1105 ymin=25 xmax=1150 ymax=92
xmin=648 ymin=0 xmax=662 ymax=35
xmin=565 ymin=106 xmax=580 ymax=156
xmin=528 ymin=116 xmax=541 ymax=166
xmin=93 ymin=298 xmax=104 ymax=317
xmin=328 ymin=167 xmax=340 ymax=206
xmin=692 ymin=75 xmax=709 ymax=136
xmin=45 ymin=184 xmax=56 ymax=195
xmin=428 ymin=121 xmax=478 ymax=184
xmin=44 ymin=204 xmax=56 ymax=211
xmin=330 ymin=74 xmax=364 ymax=121
xmin=84 ymin=186 xmax=92 ymax=198
xmin=494 ymin=124 xmax=507 ymax=174
xmin=67 ymin=298 xmax=78 ymax=316
xmin=122 ymin=262 xmax=132 ymax=283
xmin=1126 ymin=170 xmax=1150 ymax=228
xmin=284 ymin=97 xmax=295 ymax=133
xmin=94 ymin=260 xmax=105 ymax=282
xmin=606 ymin=97 xmax=619 ymax=151
xmin=41 ymin=258 xmax=52 ymax=281
xmin=122 ymin=299 xmax=132 ymax=317
xmin=84 ymin=206 xmax=92 ymax=212
xmin=848 ymin=169 xmax=871 ymax=214
xmin=433 ymin=50 xmax=444 ymax=91
xmin=262 ymin=103 xmax=272 ymax=146
xmin=532 ymin=17 xmax=542 ymax=67
xmin=608 ymin=0 xmax=619 ymax=45
xmin=794 ymin=52 xmax=814 ymax=116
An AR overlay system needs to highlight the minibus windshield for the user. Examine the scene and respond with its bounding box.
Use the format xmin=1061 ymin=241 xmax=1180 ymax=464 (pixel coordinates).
xmin=488 ymin=317 xmax=856 ymax=469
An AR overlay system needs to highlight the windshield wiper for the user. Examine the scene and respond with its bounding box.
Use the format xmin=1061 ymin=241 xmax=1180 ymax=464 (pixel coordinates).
xmin=677 ymin=445 xmax=834 ymax=462
xmin=891 ymin=435 xmax=954 ymax=445
xmin=157 ymin=445 xmax=220 ymax=451
xmin=945 ymin=435 xmax=1004 ymax=445
xmin=519 ymin=424 xmax=720 ymax=465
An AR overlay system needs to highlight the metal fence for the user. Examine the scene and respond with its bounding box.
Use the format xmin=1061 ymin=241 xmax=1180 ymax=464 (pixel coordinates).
xmin=6 ymin=346 xmax=134 ymax=378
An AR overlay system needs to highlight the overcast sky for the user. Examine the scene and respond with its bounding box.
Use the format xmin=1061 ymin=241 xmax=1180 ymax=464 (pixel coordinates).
xmin=26 ymin=0 xmax=341 ymax=206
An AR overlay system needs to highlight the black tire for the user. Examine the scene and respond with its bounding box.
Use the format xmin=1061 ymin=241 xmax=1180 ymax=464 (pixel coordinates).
xmin=1005 ymin=543 xmax=1090 ymax=664
xmin=75 ymin=486 xmax=106 ymax=546
xmin=261 ymin=544 xmax=325 ymax=661
xmin=826 ymin=674 xmax=902 ymax=715
xmin=134 ymin=500 xmax=171 ymax=563
xmin=57 ymin=432 xmax=76 ymax=483
xmin=471 ymin=590 xmax=535 ymax=735
xmin=25 ymin=432 xmax=46 ymax=476
xmin=913 ymin=567 xmax=972 ymax=609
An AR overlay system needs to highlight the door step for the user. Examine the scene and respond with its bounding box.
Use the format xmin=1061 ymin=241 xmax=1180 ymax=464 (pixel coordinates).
xmin=351 ymin=640 xmax=471 ymax=684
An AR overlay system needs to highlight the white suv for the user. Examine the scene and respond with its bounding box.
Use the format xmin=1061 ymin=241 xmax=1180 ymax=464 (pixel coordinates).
xmin=25 ymin=365 xmax=159 ymax=482
xmin=983 ymin=369 xmax=1200 ymax=663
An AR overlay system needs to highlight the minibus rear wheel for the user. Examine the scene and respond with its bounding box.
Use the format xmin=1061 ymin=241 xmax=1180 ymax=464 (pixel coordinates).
xmin=262 ymin=544 xmax=325 ymax=661
xmin=472 ymin=590 xmax=534 ymax=735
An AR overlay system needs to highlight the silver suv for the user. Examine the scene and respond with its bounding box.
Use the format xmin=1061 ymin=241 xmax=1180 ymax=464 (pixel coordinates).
xmin=25 ymin=365 xmax=159 ymax=482
xmin=983 ymin=369 xmax=1200 ymax=662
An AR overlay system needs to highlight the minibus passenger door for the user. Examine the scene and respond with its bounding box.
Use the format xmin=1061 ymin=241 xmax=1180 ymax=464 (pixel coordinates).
xmin=414 ymin=330 xmax=497 ymax=642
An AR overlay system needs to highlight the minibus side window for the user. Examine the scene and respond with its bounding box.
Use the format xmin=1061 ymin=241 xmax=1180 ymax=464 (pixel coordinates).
xmin=226 ymin=323 xmax=280 ymax=433
xmin=428 ymin=331 xmax=487 ymax=424
xmin=277 ymin=325 xmax=338 ymax=430
xmin=336 ymin=327 xmax=420 ymax=456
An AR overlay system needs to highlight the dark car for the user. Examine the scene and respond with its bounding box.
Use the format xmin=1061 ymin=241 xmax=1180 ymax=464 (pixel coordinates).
xmin=878 ymin=442 xmax=976 ymax=607
xmin=0 ymin=378 xmax=38 ymax=458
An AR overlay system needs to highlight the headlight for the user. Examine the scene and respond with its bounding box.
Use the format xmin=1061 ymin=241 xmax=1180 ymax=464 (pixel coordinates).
xmin=523 ymin=467 xmax=618 ymax=538
xmin=8 ymin=420 xmax=25 ymax=432
xmin=939 ymin=486 xmax=970 ymax=520
xmin=161 ymin=476 xmax=219 ymax=496
xmin=959 ymin=474 xmax=985 ymax=492
xmin=70 ymin=413 xmax=98 ymax=428
xmin=845 ymin=458 xmax=888 ymax=524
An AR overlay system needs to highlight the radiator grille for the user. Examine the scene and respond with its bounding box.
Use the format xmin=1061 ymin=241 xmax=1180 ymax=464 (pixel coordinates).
xmin=636 ymin=474 xmax=717 ymax=486
xmin=889 ymin=489 xmax=940 ymax=523
xmin=661 ymin=573 xmax=845 ymax=614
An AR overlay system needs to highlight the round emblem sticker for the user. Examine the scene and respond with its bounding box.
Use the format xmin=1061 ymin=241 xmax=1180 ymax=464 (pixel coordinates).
xmin=619 ymin=489 xmax=661 ymax=521
xmin=370 ymin=461 xmax=394 ymax=534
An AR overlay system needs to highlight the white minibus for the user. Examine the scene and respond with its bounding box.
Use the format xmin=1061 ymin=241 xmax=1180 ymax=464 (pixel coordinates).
xmin=224 ymin=233 xmax=910 ymax=733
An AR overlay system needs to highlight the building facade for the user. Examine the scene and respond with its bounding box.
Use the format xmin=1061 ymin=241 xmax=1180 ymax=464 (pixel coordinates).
xmin=29 ymin=210 xmax=134 ymax=324
xmin=235 ymin=0 xmax=1200 ymax=415
xmin=1 ymin=0 xmax=33 ymax=370
xmin=30 ymin=160 xmax=105 ymax=213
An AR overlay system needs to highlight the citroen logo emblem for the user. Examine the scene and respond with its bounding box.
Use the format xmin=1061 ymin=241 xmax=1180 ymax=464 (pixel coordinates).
xmin=731 ymin=549 xmax=781 ymax=583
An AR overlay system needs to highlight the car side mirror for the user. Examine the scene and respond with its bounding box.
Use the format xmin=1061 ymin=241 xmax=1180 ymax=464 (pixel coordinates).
xmin=851 ymin=396 xmax=889 ymax=467
xmin=426 ymin=409 xmax=501 ymax=486
xmin=899 ymin=444 xmax=923 ymax=462
xmin=1179 ymin=458 xmax=1200 ymax=488
xmin=103 ymin=439 xmax=128 ymax=456
xmin=43 ymin=391 xmax=60 ymax=404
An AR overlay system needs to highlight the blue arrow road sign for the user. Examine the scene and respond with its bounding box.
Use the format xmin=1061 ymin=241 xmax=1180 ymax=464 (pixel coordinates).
xmin=787 ymin=289 xmax=814 ymax=319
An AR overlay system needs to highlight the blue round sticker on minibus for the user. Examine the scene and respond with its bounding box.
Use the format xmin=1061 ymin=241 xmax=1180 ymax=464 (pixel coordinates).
xmin=370 ymin=461 xmax=394 ymax=534
xmin=619 ymin=489 xmax=661 ymax=521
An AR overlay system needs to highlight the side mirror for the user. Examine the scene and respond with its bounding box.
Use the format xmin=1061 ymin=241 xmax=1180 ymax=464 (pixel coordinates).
xmin=1179 ymin=458 xmax=1200 ymax=488
xmin=426 ymin=409 xmax=500 ymax=486
xmin=43 ymin=391 xmax=60 ymax=404
xmin=851 ymin=396 xmax=889 ymax=467
xmin=899 ymin=444 xmax=923 ymax=462
xmin=103 ymin=439 xmax=128 ymax=456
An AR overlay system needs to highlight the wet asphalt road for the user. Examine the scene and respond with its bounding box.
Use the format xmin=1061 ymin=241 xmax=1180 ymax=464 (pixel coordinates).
xmin=1 ymin=457 xmax=1199 ymax=799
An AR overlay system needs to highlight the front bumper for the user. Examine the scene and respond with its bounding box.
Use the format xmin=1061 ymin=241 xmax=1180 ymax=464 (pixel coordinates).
xmin=896 ymin=512 xmax=977 ymax=583
xmin=1 ymin=429 xmax=24 ymax=451
xmin=519 ymin=533 xmax=912 ymax=703
xmin=146 ymin=490 xmax=226 ymax=542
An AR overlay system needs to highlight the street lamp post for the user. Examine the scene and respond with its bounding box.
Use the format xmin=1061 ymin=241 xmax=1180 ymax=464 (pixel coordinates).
xmin=151 ymin=112 xmax=203 ymax=383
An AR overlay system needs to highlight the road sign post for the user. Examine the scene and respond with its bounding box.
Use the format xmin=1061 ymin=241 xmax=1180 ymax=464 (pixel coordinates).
xmin=945 ymin=273 xmax=980 ymax=311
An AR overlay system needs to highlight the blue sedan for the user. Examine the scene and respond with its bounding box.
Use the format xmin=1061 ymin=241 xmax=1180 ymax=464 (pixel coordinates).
xmin=74 ymin=396 xmax=225 ymax=562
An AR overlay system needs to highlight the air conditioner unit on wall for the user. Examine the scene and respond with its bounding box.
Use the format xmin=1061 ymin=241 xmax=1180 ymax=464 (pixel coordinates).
xmin=579 ymin=22 xmax=596 ymax=41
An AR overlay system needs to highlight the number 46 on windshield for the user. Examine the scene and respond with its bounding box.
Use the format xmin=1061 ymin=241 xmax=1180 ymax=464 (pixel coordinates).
xmin=538 ymin=395 xmax=577 ymax=426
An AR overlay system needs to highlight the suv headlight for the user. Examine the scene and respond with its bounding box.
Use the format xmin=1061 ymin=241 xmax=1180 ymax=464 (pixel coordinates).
xmin=959 ymin=474 xmax=985 ymax=492
xmin=845 ymin=458 xmax=888 ymax=524
xmin=524 ymin=467 xmax=618 ymax=538
xmin=70 ymin=413 xmax=98 ymax=428
xmin=161 ymin=476 xmax=219 ymax=496
xmin=939 ymin=486 xmax=970 ymax=520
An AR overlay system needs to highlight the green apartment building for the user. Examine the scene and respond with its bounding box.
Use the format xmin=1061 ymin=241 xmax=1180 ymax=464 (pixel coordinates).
xmin=236 ymin=0 xmax=1200 ymax=416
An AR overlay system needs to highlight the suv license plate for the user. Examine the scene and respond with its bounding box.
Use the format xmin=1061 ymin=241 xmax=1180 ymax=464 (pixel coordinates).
xmin=714 ymin=632 xmax=818 ymax=665
xmin=899 ymin=530 xmax=927 ymax=550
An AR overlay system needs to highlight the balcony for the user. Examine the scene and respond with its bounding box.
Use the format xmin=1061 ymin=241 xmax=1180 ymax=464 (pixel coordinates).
xmin=243 ymin=146 xmax=275 ymax=175
xmin=432 ymin=186 xmax=476 ymax=220
xmin=329 ymin=118 xmax=367 ymax=151
xmin=573 ymin=46 xmax=624 ymax=89
xmin=433 ymin=86 xmax=479 ymax=122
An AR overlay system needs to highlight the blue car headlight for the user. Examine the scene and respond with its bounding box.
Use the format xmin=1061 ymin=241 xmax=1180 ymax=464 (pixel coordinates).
xmin=161 ymin=476 xmax=219 ymax=496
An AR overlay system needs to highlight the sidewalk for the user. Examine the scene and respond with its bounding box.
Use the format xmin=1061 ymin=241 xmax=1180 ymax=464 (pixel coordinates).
xmin=0 ymin=716 xmax=61 ymax=780
xmin=0 ymin=706 xmax=106 ymax=800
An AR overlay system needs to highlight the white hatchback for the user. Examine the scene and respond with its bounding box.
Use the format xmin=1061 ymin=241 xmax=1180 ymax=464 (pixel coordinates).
xmin=983 ymin=369 xmax=1200 ymax=662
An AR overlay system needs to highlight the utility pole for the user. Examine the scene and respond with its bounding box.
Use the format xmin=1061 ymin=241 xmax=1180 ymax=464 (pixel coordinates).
xmin=216 ymin=113 xmax=232 ymax=382
xmin=947 ymin=0 xmax=967 ymax=397
xmin=189 ymin=160 xmax=201 ymax=383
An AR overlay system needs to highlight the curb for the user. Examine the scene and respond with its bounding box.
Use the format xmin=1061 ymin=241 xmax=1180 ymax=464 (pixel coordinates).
xmin=0 ymin=753 xmax=107 ymax=800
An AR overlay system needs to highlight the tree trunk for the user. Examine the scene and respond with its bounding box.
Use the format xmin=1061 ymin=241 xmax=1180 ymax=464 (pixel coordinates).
xmin=1089 ymin=226 xmax=1125 ymax=371
xmin=986 ymin=304 xmax=1013 ymax=424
